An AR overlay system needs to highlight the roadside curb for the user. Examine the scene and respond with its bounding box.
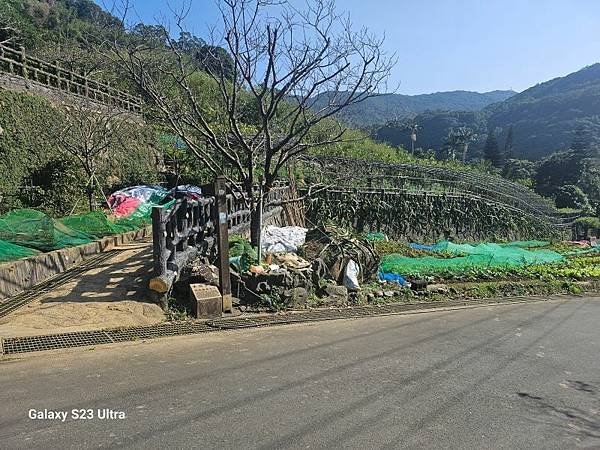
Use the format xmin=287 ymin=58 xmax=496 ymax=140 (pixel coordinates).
xmin=1 ymin=294 xmax=590 ymax=356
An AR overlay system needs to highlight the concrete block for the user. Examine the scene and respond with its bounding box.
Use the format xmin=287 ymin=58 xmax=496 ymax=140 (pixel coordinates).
xmin=190 ymin=284 xmax=223 ymax=318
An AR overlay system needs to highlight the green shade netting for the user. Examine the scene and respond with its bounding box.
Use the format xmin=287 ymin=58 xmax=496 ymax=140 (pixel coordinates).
xmin=365 ymin=232 xmax=387 ymax=241
xmin=0 ymin=196 xmax=175 ymax=261
xmin=0 ymin=239 xmax=40 ymax=263
xmin=0 ymin=209 xmax=95 ymax=252
xmin=499 ymin=240 xmax=550 ymax=248
xmin=60 ymin=211 xmax=134 ymax=238
xmin=565 ymin=246 xmax=600 ymax=256
xmin=380 ymin=241 xmax=565 ymax=277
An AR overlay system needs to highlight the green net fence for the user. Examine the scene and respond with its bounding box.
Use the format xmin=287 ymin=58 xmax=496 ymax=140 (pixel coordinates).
xmin=380 ymin=241 xmax=565 ymax=277
xmin=499 ymin=240 xmax=550 ymax=248
xmin=0 ymin=240 xmax=40 ymax=263
xmin=0 ymin=209 xmax=95 ymax=252
xmin=0 ymin=197 xmax=175 ymax=262
xmin=60 ymin=211 xmax=135 ymax=238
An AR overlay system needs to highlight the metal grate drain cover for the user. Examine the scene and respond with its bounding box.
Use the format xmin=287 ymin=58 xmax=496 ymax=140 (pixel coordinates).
xmin=1 ymin=295 xmax=542 ymax=355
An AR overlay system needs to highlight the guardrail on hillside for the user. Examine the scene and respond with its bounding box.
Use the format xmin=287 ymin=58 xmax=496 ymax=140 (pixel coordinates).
xmin=0 ymin=44 xmax=142 ymax=113
xmin=148 ymin=178 xmax=291 ymax=308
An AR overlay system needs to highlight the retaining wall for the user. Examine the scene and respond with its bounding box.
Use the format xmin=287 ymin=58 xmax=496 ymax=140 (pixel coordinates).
xmin=0 ymin=227 xmax=151 ymax=301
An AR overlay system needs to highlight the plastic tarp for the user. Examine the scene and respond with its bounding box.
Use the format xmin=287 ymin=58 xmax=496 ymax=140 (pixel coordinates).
xmin=343 ymin=259 xmax=361 ymax=290
xmin=108 ymin=185 xmax=169 ymax=217
xmin=261 ymin=226 xmax=308 ymax=254
xmin=365 ymin=232 xmax=387 ymax=242
xmin=113 ymin=197 xmax=141 ymax=217
xmin=380 ymin=241 xmax=565 ymax=277
xmin=171 ymin=185 xmax=203 ymax=200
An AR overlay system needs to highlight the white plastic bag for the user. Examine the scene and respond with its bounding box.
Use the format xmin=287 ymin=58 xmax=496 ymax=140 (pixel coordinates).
xmin=261 ymin=226 xmax=308 ymax=253
xmin=343 ymin=259 xmax=361 ymax=290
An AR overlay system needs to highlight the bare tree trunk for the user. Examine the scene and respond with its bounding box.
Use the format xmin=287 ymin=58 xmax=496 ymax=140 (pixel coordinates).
xmin=87 ymin=185 xmax=95 ymax=211
xmin=249 ymin=186 xmax=265 ymax=251
xmin=250 ymin=207 xmax=261 ymax=248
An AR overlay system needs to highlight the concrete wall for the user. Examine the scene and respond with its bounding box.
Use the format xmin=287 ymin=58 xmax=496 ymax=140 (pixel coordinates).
xmin=0 ymin=227 xmax=151 ymax=301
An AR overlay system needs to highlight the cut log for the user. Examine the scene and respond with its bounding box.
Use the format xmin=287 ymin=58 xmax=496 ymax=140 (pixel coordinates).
xmin=148 ymin=271 xmax=177 ymax=294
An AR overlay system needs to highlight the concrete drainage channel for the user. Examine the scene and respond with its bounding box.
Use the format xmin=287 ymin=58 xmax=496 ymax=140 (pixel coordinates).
xmin=0 ymin=294 xmax=570 ymax=355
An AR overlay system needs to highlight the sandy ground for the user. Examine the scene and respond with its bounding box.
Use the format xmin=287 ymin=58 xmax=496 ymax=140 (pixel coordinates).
xmin=0 ymin=243 xmax=166 ymax=337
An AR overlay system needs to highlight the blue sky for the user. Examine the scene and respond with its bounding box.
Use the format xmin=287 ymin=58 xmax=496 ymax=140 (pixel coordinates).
xmin=104 ymin=0 xmax=600 ymax=95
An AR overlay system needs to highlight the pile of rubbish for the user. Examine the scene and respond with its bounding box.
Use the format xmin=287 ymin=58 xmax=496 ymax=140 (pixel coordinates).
xmin=301 ymin=226 xmax=379 ymax=288
xmin=108 ymin=185 xmax=170 ymax=219
xmin=227 ymin=225 xmax=380 ymax=309
xmin=0 ymin=184 xmax=203 ymax=262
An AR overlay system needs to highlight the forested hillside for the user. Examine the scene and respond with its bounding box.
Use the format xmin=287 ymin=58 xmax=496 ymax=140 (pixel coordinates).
xmin=310 ymin=90 xmax=514 ymax=127
xmin=374 ymin=64 xmax=600 ymax=161
xmin=486 ymin=64 xmax=600 ymax=159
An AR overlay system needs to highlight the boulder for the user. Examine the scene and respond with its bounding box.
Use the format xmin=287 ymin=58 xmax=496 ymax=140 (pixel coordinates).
xmin=319 ymin=283 xmax=348 ymax=305
xmin=282 ymin=287 xmax=309 ymax=308
xmin=426 ymin=284 xmax=449 ymax=294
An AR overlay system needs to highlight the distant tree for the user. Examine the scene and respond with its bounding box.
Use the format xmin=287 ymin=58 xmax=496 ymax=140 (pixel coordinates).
xmin=535 ymin=150 xmax=582 ymax=198
xmin=445 ymin=127 xmax=476 ymax=162
xmin=554 ymin=184 xmax=592 ymax=212
xmin=47 ymin=101 xmax=128 ymax=211
xmin=502 ymin=158 xmax=536 ymax=186
xmin=175 ymin=32 xmax=234 ymax=79
xmin=504 ymin=125 xmax=514 ymax=159
xmin=129 ymin=24 xmax=168 ymax=48
xmin=0 ymin=17 xmax=18 ymax=45
xmin=484 ymin=131 xmax=505 ymax=167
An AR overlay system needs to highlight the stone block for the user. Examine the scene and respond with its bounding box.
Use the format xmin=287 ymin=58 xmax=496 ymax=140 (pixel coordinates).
xmin=190 ymin=284 xmax=223 ymax=318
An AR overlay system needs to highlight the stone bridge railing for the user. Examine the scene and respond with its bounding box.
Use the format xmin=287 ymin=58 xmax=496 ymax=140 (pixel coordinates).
xmin=148 ymin=178 xmax=291 ymax=308
xmin=0 ymin=44 xmax=142 ymax=114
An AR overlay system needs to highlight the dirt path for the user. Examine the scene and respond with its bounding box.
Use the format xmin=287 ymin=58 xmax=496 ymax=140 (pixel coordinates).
xmin=0 ymin=243 xmax=165 ymax=337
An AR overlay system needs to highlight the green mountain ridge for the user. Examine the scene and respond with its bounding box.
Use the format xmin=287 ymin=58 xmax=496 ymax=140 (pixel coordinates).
xmin=311 ymin=89 xmax=515 ymax=127
xmin=374 ymin=63 xmax=600 ymax=160
xmin=485 ymin=63 xmax=600 ymax=159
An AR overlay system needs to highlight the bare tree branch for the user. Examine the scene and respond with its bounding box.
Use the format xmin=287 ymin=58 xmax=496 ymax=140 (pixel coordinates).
xmin=106 ymin=0 xmax=396 ymax=244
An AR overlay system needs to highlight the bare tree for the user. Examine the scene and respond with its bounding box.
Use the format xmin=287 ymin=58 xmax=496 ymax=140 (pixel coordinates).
xmin=48 ymin=102 xmax=128 ymax=211
xmin=110 ymin=0 xmax=395 ymax=245
xmin=34 ymin=37 xmax=107 ymax=79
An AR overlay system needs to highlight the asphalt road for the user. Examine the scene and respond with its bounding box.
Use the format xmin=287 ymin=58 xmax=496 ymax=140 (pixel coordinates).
xmin=1 ymin=297 xmax=599 ymax=449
